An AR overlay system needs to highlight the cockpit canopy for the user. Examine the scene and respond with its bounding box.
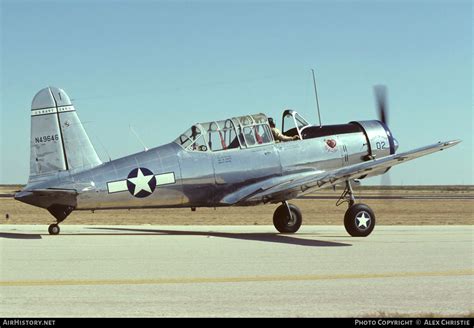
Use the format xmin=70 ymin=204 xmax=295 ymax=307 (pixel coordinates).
xmin=174 ymin=113 xmax=274 ymax=152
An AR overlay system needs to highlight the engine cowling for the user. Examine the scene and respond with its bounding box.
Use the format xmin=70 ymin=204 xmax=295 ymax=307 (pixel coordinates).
xmin=350 ymin=120 xmax=396 ymax=160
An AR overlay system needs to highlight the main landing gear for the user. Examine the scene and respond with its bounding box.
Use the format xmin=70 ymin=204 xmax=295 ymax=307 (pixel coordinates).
xmin=271 ymin=180 xmax=375 ymax=237
xmin=273 ymin=201 xmax=302 ymax=233
xmin=338 ymin=180 xmax=376 ymax=237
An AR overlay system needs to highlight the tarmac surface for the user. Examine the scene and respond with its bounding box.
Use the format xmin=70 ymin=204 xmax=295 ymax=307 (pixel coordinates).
xmin=0 ymin=225 xmax=473 ymax=317
xmin=300 ymin=195 xmax=474 ymax=200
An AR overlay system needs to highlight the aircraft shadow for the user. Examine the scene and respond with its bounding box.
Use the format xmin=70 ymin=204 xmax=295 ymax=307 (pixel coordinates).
xmin=0 ymin=232 xmax=42 ymax=239
xmin=89 ymin=227 xmax=352 ymax=247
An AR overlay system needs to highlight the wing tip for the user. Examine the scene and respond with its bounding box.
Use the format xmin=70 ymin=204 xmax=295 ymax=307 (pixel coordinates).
xmin=440 ymin=139 xmax=462 ymax=148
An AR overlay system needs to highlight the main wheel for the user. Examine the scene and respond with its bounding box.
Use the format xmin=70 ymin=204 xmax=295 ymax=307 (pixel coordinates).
xmin=344 ymin=203 xmax=375 ymax=237
xmin=273 ymin=203 xmax=302 ymax=233
xmin=48 ymin=224 xmax=60 ymax=235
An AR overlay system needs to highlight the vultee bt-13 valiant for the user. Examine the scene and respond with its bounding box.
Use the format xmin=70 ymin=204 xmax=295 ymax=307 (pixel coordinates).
xmin=15 ymin=86 xmax=460 ymax=236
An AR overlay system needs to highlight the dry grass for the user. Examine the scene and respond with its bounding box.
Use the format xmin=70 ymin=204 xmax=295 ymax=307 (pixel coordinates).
xmin=1 ymin=185 xmax=472 ymax=225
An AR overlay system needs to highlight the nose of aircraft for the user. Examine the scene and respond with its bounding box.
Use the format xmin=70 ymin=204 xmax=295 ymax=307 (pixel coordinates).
xmin=393 ymin=137 xmax=399 ymax=152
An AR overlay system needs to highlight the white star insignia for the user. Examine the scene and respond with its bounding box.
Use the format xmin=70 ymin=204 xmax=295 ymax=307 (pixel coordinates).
xmin=127 ymin=168 xmax=154 ymax=196
xmin=107 ymin=172 xmax=175 ymax=195
xmin=356 ymin=212 xmax=371 ymax=229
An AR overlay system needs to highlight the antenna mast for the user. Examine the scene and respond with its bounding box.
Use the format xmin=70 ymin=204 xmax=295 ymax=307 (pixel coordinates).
xmin=129 ymin=124 xmax=149 ymax=152
xmin=95 ymin=135 xmax=112 ymax=162
xmin=311 ymin=69 xmax=322 ymax=127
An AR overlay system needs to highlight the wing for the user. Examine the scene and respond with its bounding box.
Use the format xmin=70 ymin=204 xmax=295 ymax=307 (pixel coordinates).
xmin=222 ymin=140 xmax=460 ymax=205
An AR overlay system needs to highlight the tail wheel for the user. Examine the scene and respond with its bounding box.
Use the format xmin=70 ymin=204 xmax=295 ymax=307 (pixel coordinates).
xmin=344 ymin=203 xmax=375 ymax=237
xmin=48 ymin=224 xmax=60 ymax=235
xmin=273 ymin=203 xmax=302 ymax=233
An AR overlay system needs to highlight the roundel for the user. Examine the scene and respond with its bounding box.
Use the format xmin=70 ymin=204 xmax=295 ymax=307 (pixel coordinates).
xmin=126 ymin=167 xmax=157 ymax=198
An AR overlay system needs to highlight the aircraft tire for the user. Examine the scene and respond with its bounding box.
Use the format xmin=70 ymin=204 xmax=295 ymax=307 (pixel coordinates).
xmin=273 ymin=203 xmax=302 ymax=233
xmin=344 ymin=204 xmax=375 ymax=237
xmin=48 ymin=224 xmax=60 ymax=235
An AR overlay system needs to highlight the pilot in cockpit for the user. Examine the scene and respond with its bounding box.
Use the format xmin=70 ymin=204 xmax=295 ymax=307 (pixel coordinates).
xmin=268 ymin=117 xmax=300 ymax=142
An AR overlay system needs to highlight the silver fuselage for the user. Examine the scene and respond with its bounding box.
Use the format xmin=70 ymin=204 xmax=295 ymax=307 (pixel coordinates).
xmin=24 ymin=128 xmax=376 ymax=210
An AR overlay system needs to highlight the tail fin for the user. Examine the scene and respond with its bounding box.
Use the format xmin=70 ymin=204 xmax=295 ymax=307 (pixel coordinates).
xmin=29 ymin=87 xmax=101 ymax=184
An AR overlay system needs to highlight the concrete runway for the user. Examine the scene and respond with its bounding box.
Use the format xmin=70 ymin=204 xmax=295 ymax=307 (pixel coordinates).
xmin=300 ymin=195 xmax=474 ymax=200
xmin=0 ymin=225 xmax=472 ymax=317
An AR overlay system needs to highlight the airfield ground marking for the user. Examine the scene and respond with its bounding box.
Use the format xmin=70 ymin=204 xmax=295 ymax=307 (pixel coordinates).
xmin=0 ymin=269 xmax=472 ymax=287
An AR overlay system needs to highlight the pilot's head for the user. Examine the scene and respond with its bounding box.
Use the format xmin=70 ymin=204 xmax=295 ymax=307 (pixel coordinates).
xmin=268 ymin=117 xmax=275 ymax=128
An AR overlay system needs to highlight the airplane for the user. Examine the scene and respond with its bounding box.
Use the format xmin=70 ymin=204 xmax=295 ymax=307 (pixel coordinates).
xmin=14 ymin=86 xmax=460 ymax=236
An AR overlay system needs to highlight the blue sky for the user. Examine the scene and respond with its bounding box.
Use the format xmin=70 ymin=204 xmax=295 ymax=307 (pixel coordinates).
xmin=1 ymin=0 xmax=472 ymax=185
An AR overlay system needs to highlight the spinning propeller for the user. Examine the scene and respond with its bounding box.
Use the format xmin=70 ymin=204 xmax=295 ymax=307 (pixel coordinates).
xmin=374 ymin=84 xmax=388 ymax=127
xmin=374 ymin=85 xmax=392 ymax=186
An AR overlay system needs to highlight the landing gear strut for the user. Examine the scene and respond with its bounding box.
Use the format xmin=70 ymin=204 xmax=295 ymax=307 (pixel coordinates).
xmin=336 ymin=180 xmax=356 ymax=207
xmin=338 ymin=180 xmax=376 ymax=237
xmin=273 ymin=201 xmax=302 ymax=233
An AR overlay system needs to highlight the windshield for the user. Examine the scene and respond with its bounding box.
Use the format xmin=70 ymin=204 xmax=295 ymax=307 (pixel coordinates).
xmin=282 ymin=110 xmax=310 ymax=135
